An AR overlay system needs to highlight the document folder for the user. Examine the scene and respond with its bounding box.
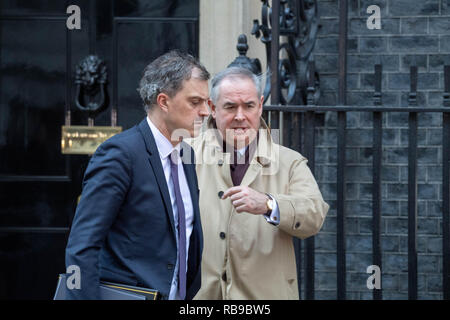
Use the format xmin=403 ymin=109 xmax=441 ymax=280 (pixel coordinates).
xmin=53 ymin=274 xmax=159 ymax=300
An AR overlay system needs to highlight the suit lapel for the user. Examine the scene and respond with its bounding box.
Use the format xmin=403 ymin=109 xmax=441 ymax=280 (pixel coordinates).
xmin=138 ymin=119 xmax=176 ymax=237
xmin=180 ymin=142 xmax=200 ymax=227
xmin=181 ymin=142 xmax=202 ymax=281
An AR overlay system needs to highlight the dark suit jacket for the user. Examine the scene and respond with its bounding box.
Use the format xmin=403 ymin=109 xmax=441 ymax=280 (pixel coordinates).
xmin=65 ymin=118 xmax=203 ymax=300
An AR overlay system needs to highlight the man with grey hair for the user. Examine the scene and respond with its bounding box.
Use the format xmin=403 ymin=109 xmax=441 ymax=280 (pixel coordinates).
xmin=65 ymin=50 xmax=210 ymax=300
xmin=191 ymin=66 xmax=329 ymax=299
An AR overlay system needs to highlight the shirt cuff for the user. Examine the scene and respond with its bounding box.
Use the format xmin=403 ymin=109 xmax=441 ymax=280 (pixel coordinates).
xmin=264 ymin=194 xmax=280 ymax=226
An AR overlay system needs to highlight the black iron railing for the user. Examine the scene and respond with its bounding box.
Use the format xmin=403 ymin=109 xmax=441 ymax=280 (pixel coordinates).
xmin=262 ymin=63 xmax=450 ymax=300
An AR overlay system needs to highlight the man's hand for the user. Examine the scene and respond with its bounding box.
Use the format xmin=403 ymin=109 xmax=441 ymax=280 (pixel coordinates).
xmin=222 ymin=186 xmax=269 ymax=215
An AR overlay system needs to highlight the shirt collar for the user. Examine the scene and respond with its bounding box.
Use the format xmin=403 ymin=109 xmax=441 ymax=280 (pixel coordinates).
xmin=236 ymin=146 xmax=247 ymax=157
xmin=147 ymin=116 xmax=181 ymax=160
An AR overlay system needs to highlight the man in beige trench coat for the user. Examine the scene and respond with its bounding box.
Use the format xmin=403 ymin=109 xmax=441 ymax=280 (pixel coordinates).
xmin=191 ymin=67 xmax=329 ymax=300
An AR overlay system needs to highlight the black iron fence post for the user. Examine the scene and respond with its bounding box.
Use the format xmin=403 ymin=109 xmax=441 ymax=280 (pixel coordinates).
xmin=337 ymin=0 xmax=348 ymax=300
xmin=304 ymin=61 xmax=317 ymax=300
xmin=372 ymin=64 xmax=383 ymax=300
xmin=408 ymin=65 xmax=419 ymax=300
xmin=443 ymin=65 xmax=450 ymax=300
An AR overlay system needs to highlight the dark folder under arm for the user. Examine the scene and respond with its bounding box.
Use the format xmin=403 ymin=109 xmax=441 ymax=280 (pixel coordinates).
xmin=53 ymin=274 xmax=159 ymax=300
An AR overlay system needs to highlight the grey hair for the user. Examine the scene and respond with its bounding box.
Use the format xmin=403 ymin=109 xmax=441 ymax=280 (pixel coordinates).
xmin=210 ymin=67 xmax=263 ymax=104
xmin=138 ymin=50 xmax=210 ymax=112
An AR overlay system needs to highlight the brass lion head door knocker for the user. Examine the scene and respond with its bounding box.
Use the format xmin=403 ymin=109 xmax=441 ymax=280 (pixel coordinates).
xmin=74 ymin=55 xmax=108 ymax=120
xmin=61 ymin=55 xmax=122 ymax=155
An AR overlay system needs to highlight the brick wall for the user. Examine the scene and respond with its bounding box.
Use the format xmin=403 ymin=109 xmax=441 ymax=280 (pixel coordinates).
xmin=309 ymin=0 xmax=449 ymax=299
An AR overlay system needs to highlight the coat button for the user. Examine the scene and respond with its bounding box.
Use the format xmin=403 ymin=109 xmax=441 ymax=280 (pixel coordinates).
xmin=220 ymin=232 xmax=226 ymax=239
xmin=218 ymin=191 xmax=224 ymax=199
xmin=295 ymin=222 xmax=301 ymax=229
xmin=222 ymin=272 xmax=227 ymax=282
xmin=167 ymin=263 xmax=174 ymax=270
xmin=218 ymin=159 xmax=224 ymax=166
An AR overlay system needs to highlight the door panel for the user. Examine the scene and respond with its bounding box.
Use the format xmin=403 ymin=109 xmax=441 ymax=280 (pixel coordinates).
xmin=0 ymin=0 xmax=67 ymax=15
xmin=114 ymin=0 xmax=199 ymax=17
xmin=0 ymin=182 xmax=73 ymax=228
xmin=0 ymin=19 xmax=67 ymax=176
xmin=116 ymin=20 xmax=198 ymax=126
xmin=0 ymin=233 xmax=67 ymax=299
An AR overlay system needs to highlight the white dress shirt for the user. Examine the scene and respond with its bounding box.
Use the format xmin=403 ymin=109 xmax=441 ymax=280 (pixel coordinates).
xmin=147 ymin=117 xmax=194 ymax=300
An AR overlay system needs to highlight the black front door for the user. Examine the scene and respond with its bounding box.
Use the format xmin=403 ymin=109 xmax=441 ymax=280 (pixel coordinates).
xmin=0 ymin=0 xmax=199 ymax=299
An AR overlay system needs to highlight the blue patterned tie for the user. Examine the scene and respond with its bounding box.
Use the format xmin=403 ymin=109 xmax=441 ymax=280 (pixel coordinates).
xmin=169 ymin=150 xmax=187 ymax=300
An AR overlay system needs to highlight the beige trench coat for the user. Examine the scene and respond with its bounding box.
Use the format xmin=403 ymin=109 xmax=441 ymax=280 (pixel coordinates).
xmin=190 ymin=116 xmax=329 ymax=300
